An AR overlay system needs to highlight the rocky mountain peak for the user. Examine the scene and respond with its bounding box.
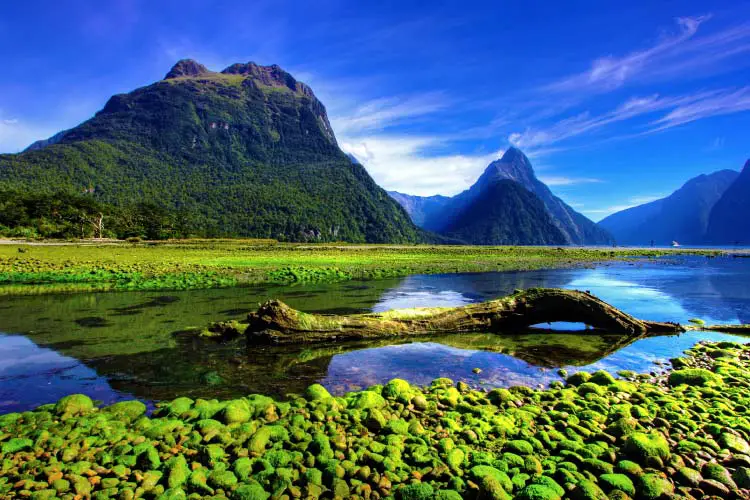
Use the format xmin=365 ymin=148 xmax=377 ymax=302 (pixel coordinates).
xmin=164 ymin=59 xmax=211 ymax=79
xmin=220 ymin=62 xmax=313 ymax=96
xmin=478 ymin=147 xmax=537 ymax=190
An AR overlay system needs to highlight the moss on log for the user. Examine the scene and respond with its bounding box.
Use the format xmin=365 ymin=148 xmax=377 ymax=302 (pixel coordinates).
xmin=246 ymin=287 xmax=683 ymax=345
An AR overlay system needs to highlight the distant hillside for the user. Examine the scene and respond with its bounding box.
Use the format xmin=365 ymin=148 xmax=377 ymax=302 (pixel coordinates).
xmin=386 ymin=191 xmax=452 ymax=229
xmin=600 ymin=169 xmax=739 ymax=245
xmin=388 ymin=148 xmax=612 ymax=245
xmin=706 ymin=160 xmax=750 ymax=244
xmin=442 ymin=180 xmax=567 ymax=245
xmin=0 ymin=59 xmax=422 ymax=242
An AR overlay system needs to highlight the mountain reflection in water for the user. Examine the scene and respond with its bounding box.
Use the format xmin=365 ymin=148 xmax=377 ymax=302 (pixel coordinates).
xmin=1 ymin=255 xmax=749 ymax=412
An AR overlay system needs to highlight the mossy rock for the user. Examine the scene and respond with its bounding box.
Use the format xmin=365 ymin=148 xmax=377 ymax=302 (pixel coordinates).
xmin=589 ymin=370 xmax=616 ymax=386
xmin=637 ymin=473 xmax=674 ymax=499
xmin=55 ymin=394 xmax=94 ymax=418
xmin=304 ymin=383 xmax=332 ymax=401
xmin=570 ymin=479 xmax=607 ymax=499
xmin=599 ymin=473 xmax=635 ymax=496
xmin=351 ymin=390 xmax=386 ymax=409
xmin=1 ymin=437 xmax=33 ymax=454
xmin=516 ymin=483 xmax=562 ymax=500
xmin=397 ymin=482 xmax=434 ymax=500
xmin=383 ymin=379 xmax=414 ymax=402
xmin=622 ymin=432 xmax=669 ymax=462
xmin=233 ymin=482 xmax=269 ymax=499
xmin=719 ymin=432 xmax=750 ymax=454
xmin=675 ymin=467 xmax=702 ymax=487
xmin=668 ymin=368 xmax=722 ymax=387
xmin=566 ymin=372 xmax=592 ymax=386
xmin=469 ymin=465 xmax=513 ymax=493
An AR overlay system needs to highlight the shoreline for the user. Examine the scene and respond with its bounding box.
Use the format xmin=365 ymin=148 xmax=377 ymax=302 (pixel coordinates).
xmin=0 ymin=240 xmax=731 ymax=297
xmin=1 ymin=340 xmax=748 ymax=498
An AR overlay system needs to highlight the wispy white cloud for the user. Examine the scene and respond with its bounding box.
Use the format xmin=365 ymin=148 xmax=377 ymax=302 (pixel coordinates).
xmin=651 ymin=86 xmax=750 ymax=130
xmin=545 ymin=16 xmax=750 ymax=94
xmin=331 ymin=93 xmax=449 ymax=136
xmin=341 ymin=135 xmax=502 ymax=196
xmin=537 ymin=176 xmax=603 ymax=186
xmin=507 ymin=89 xmax=740 ymax=149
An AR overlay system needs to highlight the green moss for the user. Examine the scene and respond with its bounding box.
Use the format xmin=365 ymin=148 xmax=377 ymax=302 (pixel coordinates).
xmin=304 ymin=383 xmax=332 ymax=401
xmin=470 ymin=465 xmax=513 ymax=493
xmin=1 ymin=437 xmax=33 ymax=454
xmin=637 ymin=473 xmax=674 ymax=499
xmin=506 ymin=440 xmax=534 ymax=455
xmin=55 ymin=394 xmax=94 ymax=417
xmin=397 ymin=482 xmax=435 ymax=500
xmin=234 ymin=483 xmax=270 ymax=500
xmin=588 ymin=370 xmax=616 ymax=386
xmin=622 ymin=432 xmax=669 ymax=462
xmin=351 ymin=390 xmax=386 ymax=409
xmin=570 ymin=479 xmax=607 ymax=499
xmin=668 ymin=368 xmax=723 ymax=387
xmin=516 ymin=483 xmax=562 ymax=500
xmin=599 ymin=473 xmax=635 ymax=496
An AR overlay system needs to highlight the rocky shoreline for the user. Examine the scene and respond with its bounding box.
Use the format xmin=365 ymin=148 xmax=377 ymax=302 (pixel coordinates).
xmin=2 ymin=341 xmax=750 ymax=499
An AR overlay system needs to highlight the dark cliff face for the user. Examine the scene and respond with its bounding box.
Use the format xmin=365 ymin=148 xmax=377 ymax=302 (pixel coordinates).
xmin=388 ymin=148 xmax=612 ymax=245
xmin=706 ymin=160 xmax=750 ymax=244
xmin=601 ymin=169 xmax=740 ymax=245
xmin=0 ymin=60 xmax=421 ymax=243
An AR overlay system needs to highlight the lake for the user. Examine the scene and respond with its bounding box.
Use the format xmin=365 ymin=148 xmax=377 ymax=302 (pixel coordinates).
xmin=1 ymin=254 xmax=749 ymax=413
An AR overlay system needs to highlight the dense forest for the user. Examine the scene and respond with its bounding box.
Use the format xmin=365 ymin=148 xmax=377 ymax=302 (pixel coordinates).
xmin=0 ymin=61 xmax=422 ymax=243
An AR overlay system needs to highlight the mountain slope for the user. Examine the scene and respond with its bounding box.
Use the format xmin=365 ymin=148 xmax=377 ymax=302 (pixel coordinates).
xmin=442 ymin=180 xmax=567 ymax=245
xmin=386 ymin=191 xmax=452 ymax=228
xmin=388 ymin=148 xmax=612 ymax=245
xmin=455 ymin=148 xmax=612 ymax=245
xmin=0 ymin=60 xmax=421 ymax=242
xmin=705 ymin=160 xmax=750 ymax=244
xmin=600 ymin=169 xmax=739 ymax=245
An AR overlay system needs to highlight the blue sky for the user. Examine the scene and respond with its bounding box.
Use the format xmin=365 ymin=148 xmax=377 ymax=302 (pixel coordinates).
xmin=1 ymin=1 xmax=749 ymax=220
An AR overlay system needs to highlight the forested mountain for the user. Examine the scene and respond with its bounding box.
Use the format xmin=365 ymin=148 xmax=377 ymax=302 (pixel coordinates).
xmin=0 ymin=59 xmax=422 ymax=242
xmin=388 ymin=148 xmax=613 ymax=245
xmin=600 ymin=169 xmax=739 ymax=245
xmin=441 ymin=180 xmax=567 ymax=245
xmin=706 ymin=160 xmax=750 ymax=244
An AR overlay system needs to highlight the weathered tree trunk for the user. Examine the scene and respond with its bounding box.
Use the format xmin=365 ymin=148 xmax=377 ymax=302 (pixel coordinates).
xmin=246 ymin=288 xmax=683 ymax=345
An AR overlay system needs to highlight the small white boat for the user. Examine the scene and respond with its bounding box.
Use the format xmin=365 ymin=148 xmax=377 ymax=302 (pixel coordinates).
xmin=672 ymin=241 xmax=680 ymax=247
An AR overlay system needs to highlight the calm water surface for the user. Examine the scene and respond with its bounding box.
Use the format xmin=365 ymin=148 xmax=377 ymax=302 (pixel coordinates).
xmin=1 ymin=255 xmax=749 ymax=412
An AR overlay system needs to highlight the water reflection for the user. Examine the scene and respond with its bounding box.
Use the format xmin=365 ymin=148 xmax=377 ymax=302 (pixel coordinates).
xmin=1 ymin=255 xmax=750 ymax=412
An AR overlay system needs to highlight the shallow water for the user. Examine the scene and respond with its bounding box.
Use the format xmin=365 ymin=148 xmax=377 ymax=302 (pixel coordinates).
xmin=1 ymin=255 xmax=749 ymax=412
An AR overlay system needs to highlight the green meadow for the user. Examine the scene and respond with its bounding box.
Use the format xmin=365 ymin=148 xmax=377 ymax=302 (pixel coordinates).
xmin=0 ymin=240 xmax=718 ymax=295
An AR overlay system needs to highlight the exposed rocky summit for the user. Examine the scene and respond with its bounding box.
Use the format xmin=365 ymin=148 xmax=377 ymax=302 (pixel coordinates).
xmin=164 ymin=58 xmax=211 ymax=79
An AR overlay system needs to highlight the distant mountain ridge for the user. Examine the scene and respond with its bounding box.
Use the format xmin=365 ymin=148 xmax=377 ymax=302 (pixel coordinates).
xmin=0 ymin=59 xmax=423 ymax=242
xmin=706 ymin=160 xmax=750 ymax=244
xmin=600 ymin=168 xmax=741 ymax=245
xmin=387 ymin=148 xmax=613 ymax=245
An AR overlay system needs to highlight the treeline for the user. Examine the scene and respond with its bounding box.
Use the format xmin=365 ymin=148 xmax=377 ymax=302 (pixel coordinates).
xmin=0 ymin=189 xmax=196 ymax=240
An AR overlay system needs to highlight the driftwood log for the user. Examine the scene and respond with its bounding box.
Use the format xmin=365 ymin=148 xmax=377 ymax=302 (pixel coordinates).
xmin=246 ymin=288 xmax=684 ymax=345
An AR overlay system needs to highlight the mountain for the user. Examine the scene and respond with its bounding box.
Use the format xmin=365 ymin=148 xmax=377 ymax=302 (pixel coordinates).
xmin=705 ymin=160 xmax=750 ymax=244
xmin=386 ymin=191 xmax=452 ymax=228
xmin=442 ymin=180 xmax=567 ymax=245
xmin=600 ymin=169 xmax=739 ymax=245
xmin=0 ymin=59 xmax=422 ymax=242
xmin=388 ymin=148 xmax=612 ymax=245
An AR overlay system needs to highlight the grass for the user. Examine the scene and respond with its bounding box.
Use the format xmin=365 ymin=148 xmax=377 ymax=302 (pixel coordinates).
xmin=0 ymin=239 xmax=721 ymax=296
